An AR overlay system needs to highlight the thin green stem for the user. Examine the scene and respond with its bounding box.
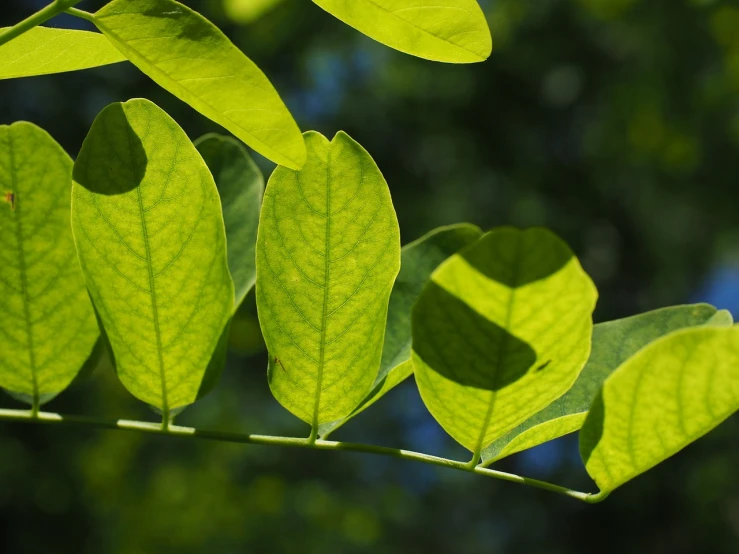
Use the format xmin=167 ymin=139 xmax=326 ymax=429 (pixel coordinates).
xmin=0 ymin=0 xmax=83 ymax=48
xmin=65 ymin=7 xmax=95 ymax=23
xmin=0 ymin=408 xmax=606 ymax=503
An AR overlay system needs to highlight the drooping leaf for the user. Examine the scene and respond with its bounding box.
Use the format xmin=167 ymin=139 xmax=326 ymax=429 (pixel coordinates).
xmin=0 ymin=27 xmax=126 ymax=80
xmin=580 ymin=326 xmax=739 ymax=494
xmin=481 ymin=304 xmax=730 ymax=465
xmin=256 ymin=131 xmax=401 ymax=429
xmin=413 ymin=227 xmax=598 ymax=459
xmin=90 ymin=0 xmax=306 ymax=169
xmin=71 ymin=99 xmax=234 ymax=414
xmin=195 ymin=133 xmax=264 ymax=309
xmin=312 ymin=0 xmax=492 ymax=63
xmin=318 ymin=223 xmax=483 ymax=438
xmin=0 ymin=122 xmax=99 ymax=405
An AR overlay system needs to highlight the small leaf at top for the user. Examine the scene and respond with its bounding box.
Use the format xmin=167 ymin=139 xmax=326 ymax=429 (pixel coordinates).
xmin=580 ymin=326 xmax=739 ymax=494
xmin=0 ymin=27 xmax=126 ymax=80
xmin=72 ymin=99 xmax=234 ymax=414
xmin=256 ymin=131 xmax=401 ymax=429
xmin=195 ymin=133 xmax=264 ymax=309
xmin=318 ymin=223 xmax=483 ymax=438
xmin=0 ymin=122 xmax=99 ymax=406
xmin=91 ymin=0 xmax=306 ymax=169
xmin=413 ymin=227 xmax=598 ymax=459
xmin=313 ymin=0 xmax=492 ymax=63
xmin=481 ymin=303 xmax=730 ymax=465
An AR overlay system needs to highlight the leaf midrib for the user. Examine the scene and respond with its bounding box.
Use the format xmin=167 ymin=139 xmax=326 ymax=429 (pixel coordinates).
xmin=470 ymin=235 xmax=522 ymax=461
xmin=312 ymin=146 xmax=333 ymax=431
xmin=9 ymin=131 xmax=39 ymax=404
xmin=127 ymin=123 xmax=168 ymax=415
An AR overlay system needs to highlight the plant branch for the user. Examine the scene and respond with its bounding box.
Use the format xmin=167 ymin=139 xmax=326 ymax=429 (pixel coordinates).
xmin=0 ymin=408 xmax=607 ymax=504
xmin=0 ymin=0 xmax=84 ymax=48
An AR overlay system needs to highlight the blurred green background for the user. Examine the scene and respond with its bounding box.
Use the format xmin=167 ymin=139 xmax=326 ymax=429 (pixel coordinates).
xmin=1 ymin=0 xmax=739 ymax=552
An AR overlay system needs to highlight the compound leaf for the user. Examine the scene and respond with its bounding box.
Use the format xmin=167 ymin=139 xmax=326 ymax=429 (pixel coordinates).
xmin=312 ymin=0 xmax=492 ymax=63
xmin=256 ymin=131 xmax=400 ymax=429
xmin=72 ymin=99 xmax=234 ymax=414
xmin=413 ymin=227 xmax=597 ymax=458
xmin=91 ymin=0 xmax=306 ymax=169
xmin=0 ymin=27 xmax=126 ymax=80
xmin=481 ymin=304 xmax=729 ymax=464
xmin=580 ymin=326 xmax=739 ymax=494
xmin=195 ymin=133 xmax=264 ymax=309
xmin=0 ymin=122 xmax=99 ymax=405
xmin=318 ymin=223 xmax=482 ymax=437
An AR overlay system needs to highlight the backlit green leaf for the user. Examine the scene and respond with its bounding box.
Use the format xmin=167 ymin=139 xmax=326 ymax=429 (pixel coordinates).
xmin=413 ymin=227 xmax=598 ymax=458
xmin=580 ymin=326 xmax=739 ymax=494
xmin=195 ymin=133 xmax=264 ymax=309
xmin=0 ymin=122 xmax=99 ymax=405
xmin=91 ymin=0 xmax=306 ymax=169
xmin=318 ymin=223 xmax=482 ymax=438
xmin=256 ymin=131 xmax=401 ymax=429
xmin=481 ymin=304 xmax=729 ymax=465
xmin=312 ymin=0 xmax=492 ymax=63
xmin=0 ymin=27 xmax=126 ymax=80
xmin=71 ymin=99 xmax=234 ymax=414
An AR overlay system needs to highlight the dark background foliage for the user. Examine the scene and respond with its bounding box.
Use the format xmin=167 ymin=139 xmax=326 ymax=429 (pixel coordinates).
xmin=1 ymin=0 xmax=739 ymax=552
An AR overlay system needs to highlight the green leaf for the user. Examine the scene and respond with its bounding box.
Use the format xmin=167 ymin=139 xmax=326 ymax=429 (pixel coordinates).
xmin=318 ymin=223 xmax=483 ymax=438
xmin=223 ymin=0 xmax=285 ymax=24
xmin=90 ymin=0 xmax=306 ymax=169
xmin=0 ymin=26 xmax=126 ymax=80
xmin=312 ymin=0 xmax=492 ymax=63
xmin=580 ymin=326 xmax=739 ymax=494
xmin=195 ymin=133 xmax=264 ymax=309
xmin=412 ymin=227 xmax=598 ymax=458
xmin=256 ymin=131 xmax=401 ymax=429
xmin=71 ymin=99 xmax=234 ymax=414
xmin=0 ymin=122 xmax=99 ymax=405
xmin=481 ymin=304 xmax=729 ymax=465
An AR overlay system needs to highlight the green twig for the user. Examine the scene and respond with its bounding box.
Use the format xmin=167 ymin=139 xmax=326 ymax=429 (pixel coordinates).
xmin=0 ymin=408 xmax=607 ymax=503
xmin=0 ymin=0 xmax=84 ymax=48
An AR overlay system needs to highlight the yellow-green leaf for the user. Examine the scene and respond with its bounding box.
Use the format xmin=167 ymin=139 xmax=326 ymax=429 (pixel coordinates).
xmin=318 ymin=223 xmax=482 ymax=438
xmin=312 ymin=0 xmax=492 ymax=63
xmin=0 ymin=122 xmax=99 ymax=405
xmin=0 ymin=26 xmax=126 ymax=80
xmin=413 ymin=227 xmax=598 ymax=458
xmin=72 ymin=99 xmax=234 ymax=414
xmin=481 ymin=304 xmax=730 ymax=464
xmin=580 ymin=326 xmax=739 ymax=494
xmin=256 ymin=131 xmax=401 ymax=428
xmin=91 ymin=0 xmax=306 ymax=169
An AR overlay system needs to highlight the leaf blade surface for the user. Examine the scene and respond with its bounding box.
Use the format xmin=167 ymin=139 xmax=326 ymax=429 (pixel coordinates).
xmin=256 ymin=131 xmax=401 ymax=427
xmin=92 ymin=0 xmax=306 ymax=168
xmin=72 ymin=99 xmax=234 ymax=413
xmin=313 ymin=0 xmax=492 ymax=63
xmin=0 ymin=122 xmax=99 ymax=405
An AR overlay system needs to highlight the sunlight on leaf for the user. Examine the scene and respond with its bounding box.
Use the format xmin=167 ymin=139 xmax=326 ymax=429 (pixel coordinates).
xmin=72 ymin=99 xmax=234 ymax=414
xmin=195 ymin=133 xmax=264 ymax=309
xmin=223 ymin=0 xmax=285 ymax=24
xmin=0 ymin=122 xmax=100 ymax=406
xmin=413 ymin=227 xmax=597 ymax=458
xmin=0 ymin=27 xmax=126 ymax=80
xmin=319 ymin=223 xmax=482 ymax=438
xmin=91 ymin=0 xmax=306 ymax=169
xmin=580 ymin=326 xmax=739 ymax=494
xmin=256 ymin=131 xmax=401 ymax=428
xmin=481 ymin=304 xmax=731 ymax=465
xmin=313 ymin=0 xmax=492 ymax=63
